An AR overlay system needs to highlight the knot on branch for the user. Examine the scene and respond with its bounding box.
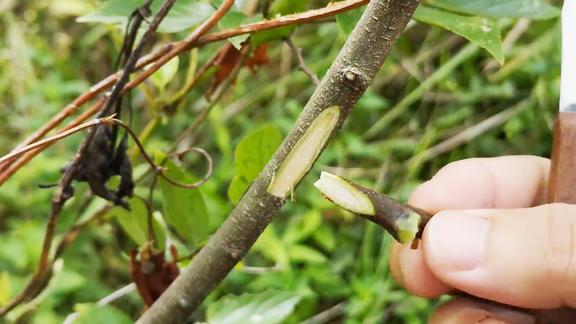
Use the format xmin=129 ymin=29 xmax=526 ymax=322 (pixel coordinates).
xmin=339 ymin=67 xmax=367 ymax=92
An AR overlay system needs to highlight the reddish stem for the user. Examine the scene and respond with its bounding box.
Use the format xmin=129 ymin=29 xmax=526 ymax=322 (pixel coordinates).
xmin=0 ymin=0 xmax=368 ymax=185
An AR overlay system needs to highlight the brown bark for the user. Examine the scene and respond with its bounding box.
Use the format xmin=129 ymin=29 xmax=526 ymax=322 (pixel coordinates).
xmin=137 ymin=1 xmax=421 ymax=323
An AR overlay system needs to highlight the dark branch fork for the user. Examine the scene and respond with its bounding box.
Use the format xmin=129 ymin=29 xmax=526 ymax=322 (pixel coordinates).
xmin=0 ymin=0 xmax=369 ymax=185
xmin=0 ymin=0 xmax=177 ymax=316
xmin=71 ymin=0 xmax=166 ymax=208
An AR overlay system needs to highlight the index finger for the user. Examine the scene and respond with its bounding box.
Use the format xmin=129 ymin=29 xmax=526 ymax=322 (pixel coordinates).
xmin=410 ymin=155 xmax=550 ymax=212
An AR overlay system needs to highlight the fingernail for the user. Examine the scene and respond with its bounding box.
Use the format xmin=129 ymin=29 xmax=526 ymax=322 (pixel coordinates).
xmin=425 ymin=211 xmax=490 ymax=272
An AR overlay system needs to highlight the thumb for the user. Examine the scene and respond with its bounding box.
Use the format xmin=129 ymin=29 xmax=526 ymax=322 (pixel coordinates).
xmin=422 ymin=203 xmax=576 ymax=309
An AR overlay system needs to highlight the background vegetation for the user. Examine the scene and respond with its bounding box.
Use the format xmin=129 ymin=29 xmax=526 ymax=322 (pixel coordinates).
xmin=0 ymin=0 xmax=563 ymax=322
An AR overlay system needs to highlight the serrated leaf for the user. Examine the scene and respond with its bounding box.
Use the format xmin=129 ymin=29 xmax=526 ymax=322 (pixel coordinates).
xmin=206 ymin=290 xmax=303 ymax=324
xmin=74 ymin=304 xmax=132 ymax=324
xmin=227 ymin=125 xmax=282 ymax=203
xmin=288 ymin=244 xmax=327 ymax=264
xmin=77 ymin=0 xmax=215 ymax=33
xmin=428 ymin=0 xmax=560 ymax=20
xmin=109 ymin=197 xmax=166 ymax=250
xmin=414 ymin=6 xmax=504 ymax=64
xmin=157 ymin=152 xmax=210 ymax=245
xmin=150 ymin=56 xmax=179 ymax=91
xmin=336 ymin=7 xmax=363 ymax=35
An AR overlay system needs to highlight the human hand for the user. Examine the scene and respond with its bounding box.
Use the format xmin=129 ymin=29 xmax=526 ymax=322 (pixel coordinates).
xmin=389 ymin=156 xmax=576 ymax=323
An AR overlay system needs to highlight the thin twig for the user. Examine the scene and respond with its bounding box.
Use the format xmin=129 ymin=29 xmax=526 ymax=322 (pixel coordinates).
xmin=97 ymin=283 xmax=137 ymax=306
xmin=0 ymin=99 xmax=107 ymax=185
xmin=300 ymin=302 xmax=347 ymax=324
xmin=194 ymin=0 xmax=369 ymax=47
xmin=53 ymin=205 xmax=112 ymax=260
xmin=0 ymin=116 xmax=114 ymax=166
xmin=112 ymin=118 xmax=214 ymax=189
xmin=63 ymin=283 xmax=137 ymax=324
xmin=376 ymin=35 xmax=463 ymax=87
xmin=0 ymin=0 xmax=368 ymax=184
xmin=363 ymin=43 xmax=481 ymax=140
xmin=0 ymin=0 xmax=175 ymax=316
xmin=239 ymin=264 xmax=283 ymax=274
xmin=137 ymin=1 xmax=418 ymax=322
xmin=483 ymin=18 xmax=531 ymax=72
xmin=0 ymin=117 xmax=112 ymax=317
xmin=173 ymin=45 xmax=249 ymax=151
xmin=407 ymin=98 xmax=531 ymax=166
xmin=286 ymin=38 xmax=320 ymax=86
xmin=0 ymin=118 xmax=214 ymax=317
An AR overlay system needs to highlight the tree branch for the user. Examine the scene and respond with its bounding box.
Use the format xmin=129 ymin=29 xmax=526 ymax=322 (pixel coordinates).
xmin=136 ymin=0 xmax=421 ymax=322
xmin=0 ymin=0 xmax=176 ymax=315
xmin=286 ymin=38 xmax=320 ymax=86
xmin=0 ymin=0 xmax=368 ymax=184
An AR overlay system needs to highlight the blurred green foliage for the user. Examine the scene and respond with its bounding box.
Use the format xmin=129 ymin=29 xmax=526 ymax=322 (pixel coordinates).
xmin=0 ymin=0 xmax=563 ymax=322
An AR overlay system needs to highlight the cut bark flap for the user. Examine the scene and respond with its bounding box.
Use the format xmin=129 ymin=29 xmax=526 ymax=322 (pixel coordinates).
xmin=267 ymin=106 xmax=341 ymax=198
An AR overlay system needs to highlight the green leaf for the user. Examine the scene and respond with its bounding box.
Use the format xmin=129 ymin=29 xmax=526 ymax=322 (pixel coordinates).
xmin=269 ymin=0 xmax=308 ymax=16
xmin=77 ymin=0 xmax=215 ymax=33
xmin=250 ymin=13 xmax=291 ymax=46
xmin=206 ymin=290 xmax=303 ymax=324
xmin=236 ymin=125 xmax=282 ymax=181
xmin=209 ymin=106 xmax=232 ymax=158
xmin=283 ymin=210 xmax=322 ymax=245
xmin=414 ymin=6 xmax=504 ymax=64
xmin=251 ymin=28 xmax=291 ymax=47
xmin=227 ymin=174 xmax=250 ymax=204
xmin=219 ymin=10 xmax=250 ymax=49
xmin=428 ymin=0 xmax=560 ymax=20
xmin=183 ymin=49 xmax=198 ymax=90
xmin=74 ymin=304 xmax=132 ymax=324
xmin=227 ymin=125 xmax=282 ymax=203
xmin=150 ymin=56 xmax=179 ymax=92
xmin=250 ymin=0 xmax=308 ymax=46
xmin=336 ymin=7 xmax=363 ymax=35
xmin=0 ymin=272 xmax=11 ymax=305
xmin=50 ymin=270 xmax=86 ymax=297
xmin=312 ymin=224 xmax=336 ymax=252
xmin=172 ymin=49 xmax=198 ymax=102
xmin=287 ymin=244 xmax=327 ymax=264
xmin=253 ymin=224 xmax=289 ymax=266
xmin=157 ymin=152 xmax=210 ymax=245
xmin=49 ymin=0 xmax=94 ymax=17
xmin=108 ymin=197 xmax=166 ymax=250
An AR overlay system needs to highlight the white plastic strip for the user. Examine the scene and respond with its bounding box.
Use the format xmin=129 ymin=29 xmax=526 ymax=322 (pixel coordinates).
xmin=561 ymin=1 xmax=576 ymax=111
